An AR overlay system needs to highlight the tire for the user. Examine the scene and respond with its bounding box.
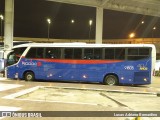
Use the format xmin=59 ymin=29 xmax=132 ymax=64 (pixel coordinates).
xmin=104 ymin=75 xmax=118 ymax=85
xmin=24 ymin=72 xmax=35 ymax=81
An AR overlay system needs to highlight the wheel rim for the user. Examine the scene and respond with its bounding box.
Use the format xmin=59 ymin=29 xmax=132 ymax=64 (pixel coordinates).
xmin=27 ymin=74 xmax=33 ymax=81
xmin=106 ymin=77 xmax=116 ymax=85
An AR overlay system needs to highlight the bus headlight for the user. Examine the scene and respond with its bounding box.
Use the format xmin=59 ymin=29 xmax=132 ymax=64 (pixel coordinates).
xmin=144 ymin=78 xmax=147 ymax=81
xmin=15 ymin=73 xmax=18 ymax=78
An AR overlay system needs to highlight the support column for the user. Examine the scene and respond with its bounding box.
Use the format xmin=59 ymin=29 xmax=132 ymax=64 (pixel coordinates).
xmin=4 ymin=0 xmax=14 ymax=58
xmin=95 ymin=7 xmax=103 ymax=44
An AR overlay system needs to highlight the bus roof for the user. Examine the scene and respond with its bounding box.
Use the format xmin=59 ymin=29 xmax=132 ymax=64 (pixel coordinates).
xmin=13 ymin=43 xmax=155 ymax=48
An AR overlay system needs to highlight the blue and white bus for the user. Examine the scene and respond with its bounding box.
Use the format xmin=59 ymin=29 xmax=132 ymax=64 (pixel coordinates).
xmin=6 ymin=43 xmax=156 ymax=85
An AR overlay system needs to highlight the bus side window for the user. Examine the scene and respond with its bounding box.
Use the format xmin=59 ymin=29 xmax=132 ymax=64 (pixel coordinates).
xmin=105 ymin=48 xmax=114 ymax=59
xmin=94 ymin=48 xmax=102 ymax=59
xmin=64 ymin=48 xmax=73 ymax=59
xmin=128 ymin=48 xmax=138 ymax=55
xmin=37 ymin=48 xmax=44 ymax=58
xmin=14 ymin=47 xmax=27 ymax=56
xmin=127 ymin=48 xmax=150 ymax=60
xmin=45 ymin=48 xmax=61 ymax=59
xmin=64 ymin=48 xmax=82 ymax=59
xmin=73 ymin=48 xmax=82 ymax=59
xmin=13 ymin=47 xmax=27 ymax=60
xmin=84 ymin=48 xmax=93 ymax=59
xmin=26 ymin=48 xmax=37 ymax=58
xmin=26 ymin=47 xmax=44 ymax=58
xmin=139 ymin=48 xmax=150 ymax=55
xmin=115 ymin=48 xmax=125 ymax=60
xmin=84 ymin=48 xmax=102 ymax=59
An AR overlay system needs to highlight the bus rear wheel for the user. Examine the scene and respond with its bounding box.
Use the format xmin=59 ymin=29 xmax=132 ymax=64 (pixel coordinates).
xmin=24 ymin=72 xmax=35 ymax=81
xmin=104 ymin=75 xmax=118 ymax=85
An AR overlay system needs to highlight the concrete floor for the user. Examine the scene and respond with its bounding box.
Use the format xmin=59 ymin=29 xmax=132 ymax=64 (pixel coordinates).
xmin=0 ymin=76 xmax=160 ymax=120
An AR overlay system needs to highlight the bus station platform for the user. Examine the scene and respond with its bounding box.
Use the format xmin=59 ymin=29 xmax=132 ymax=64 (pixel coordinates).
xmin=0 ymin=77 xmax=160 ymax=120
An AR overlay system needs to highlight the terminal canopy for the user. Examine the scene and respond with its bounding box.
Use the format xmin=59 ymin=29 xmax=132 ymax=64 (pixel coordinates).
xmin=48 ymin=0 xmax=160 ymax=17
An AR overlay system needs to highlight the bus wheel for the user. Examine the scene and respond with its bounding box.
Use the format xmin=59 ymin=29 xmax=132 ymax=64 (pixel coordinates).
xmin=24 ymin=72 xmax=35 ymax=81
xmin=104 ymin=75 xmax=118 ymax=85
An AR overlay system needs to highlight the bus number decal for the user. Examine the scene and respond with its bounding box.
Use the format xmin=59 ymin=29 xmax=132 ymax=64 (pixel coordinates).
xmin=124 ymin=66 xmax=134 ymax=70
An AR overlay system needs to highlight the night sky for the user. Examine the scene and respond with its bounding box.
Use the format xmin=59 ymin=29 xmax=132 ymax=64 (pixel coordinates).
xmin=0 ymin=0 xmax=160 ymax=39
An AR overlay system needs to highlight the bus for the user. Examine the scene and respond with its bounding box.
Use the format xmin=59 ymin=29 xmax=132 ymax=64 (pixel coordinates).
xmin=6 ymin=43 xmax=156 ymax=85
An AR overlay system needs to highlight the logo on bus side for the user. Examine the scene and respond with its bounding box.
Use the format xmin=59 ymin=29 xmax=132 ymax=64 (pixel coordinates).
xmin=124 ymin=66 xmax=134 ymax=70
xmin=22 ymin=61 xmax=37 ymax=66
xmin=137 ymin=64 xmax=148 ymax=71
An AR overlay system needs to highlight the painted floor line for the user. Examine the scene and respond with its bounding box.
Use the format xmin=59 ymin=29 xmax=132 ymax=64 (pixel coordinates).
xmin=0 ymin=83 xmax=23 ymax=91
xmin=3 ymin=86 xmax=41 ymax=99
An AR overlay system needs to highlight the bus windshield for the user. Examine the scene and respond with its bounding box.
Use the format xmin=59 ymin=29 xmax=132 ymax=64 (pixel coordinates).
xmin=7 ymin=51 xmax=17 ymax=65
xmin=7 ymin=47 xmax=27 ymax=66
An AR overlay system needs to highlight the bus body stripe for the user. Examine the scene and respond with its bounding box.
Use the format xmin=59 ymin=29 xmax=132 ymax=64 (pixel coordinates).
xmin=22 ymin=57 xmax=123 ymax=64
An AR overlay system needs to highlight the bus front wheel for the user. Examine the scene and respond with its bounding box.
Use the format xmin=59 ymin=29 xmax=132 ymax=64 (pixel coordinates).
xmin=104 ymin=75 xmax=118 ymax=85
xmin=24 ymin=72 xmax=35 ymax=81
